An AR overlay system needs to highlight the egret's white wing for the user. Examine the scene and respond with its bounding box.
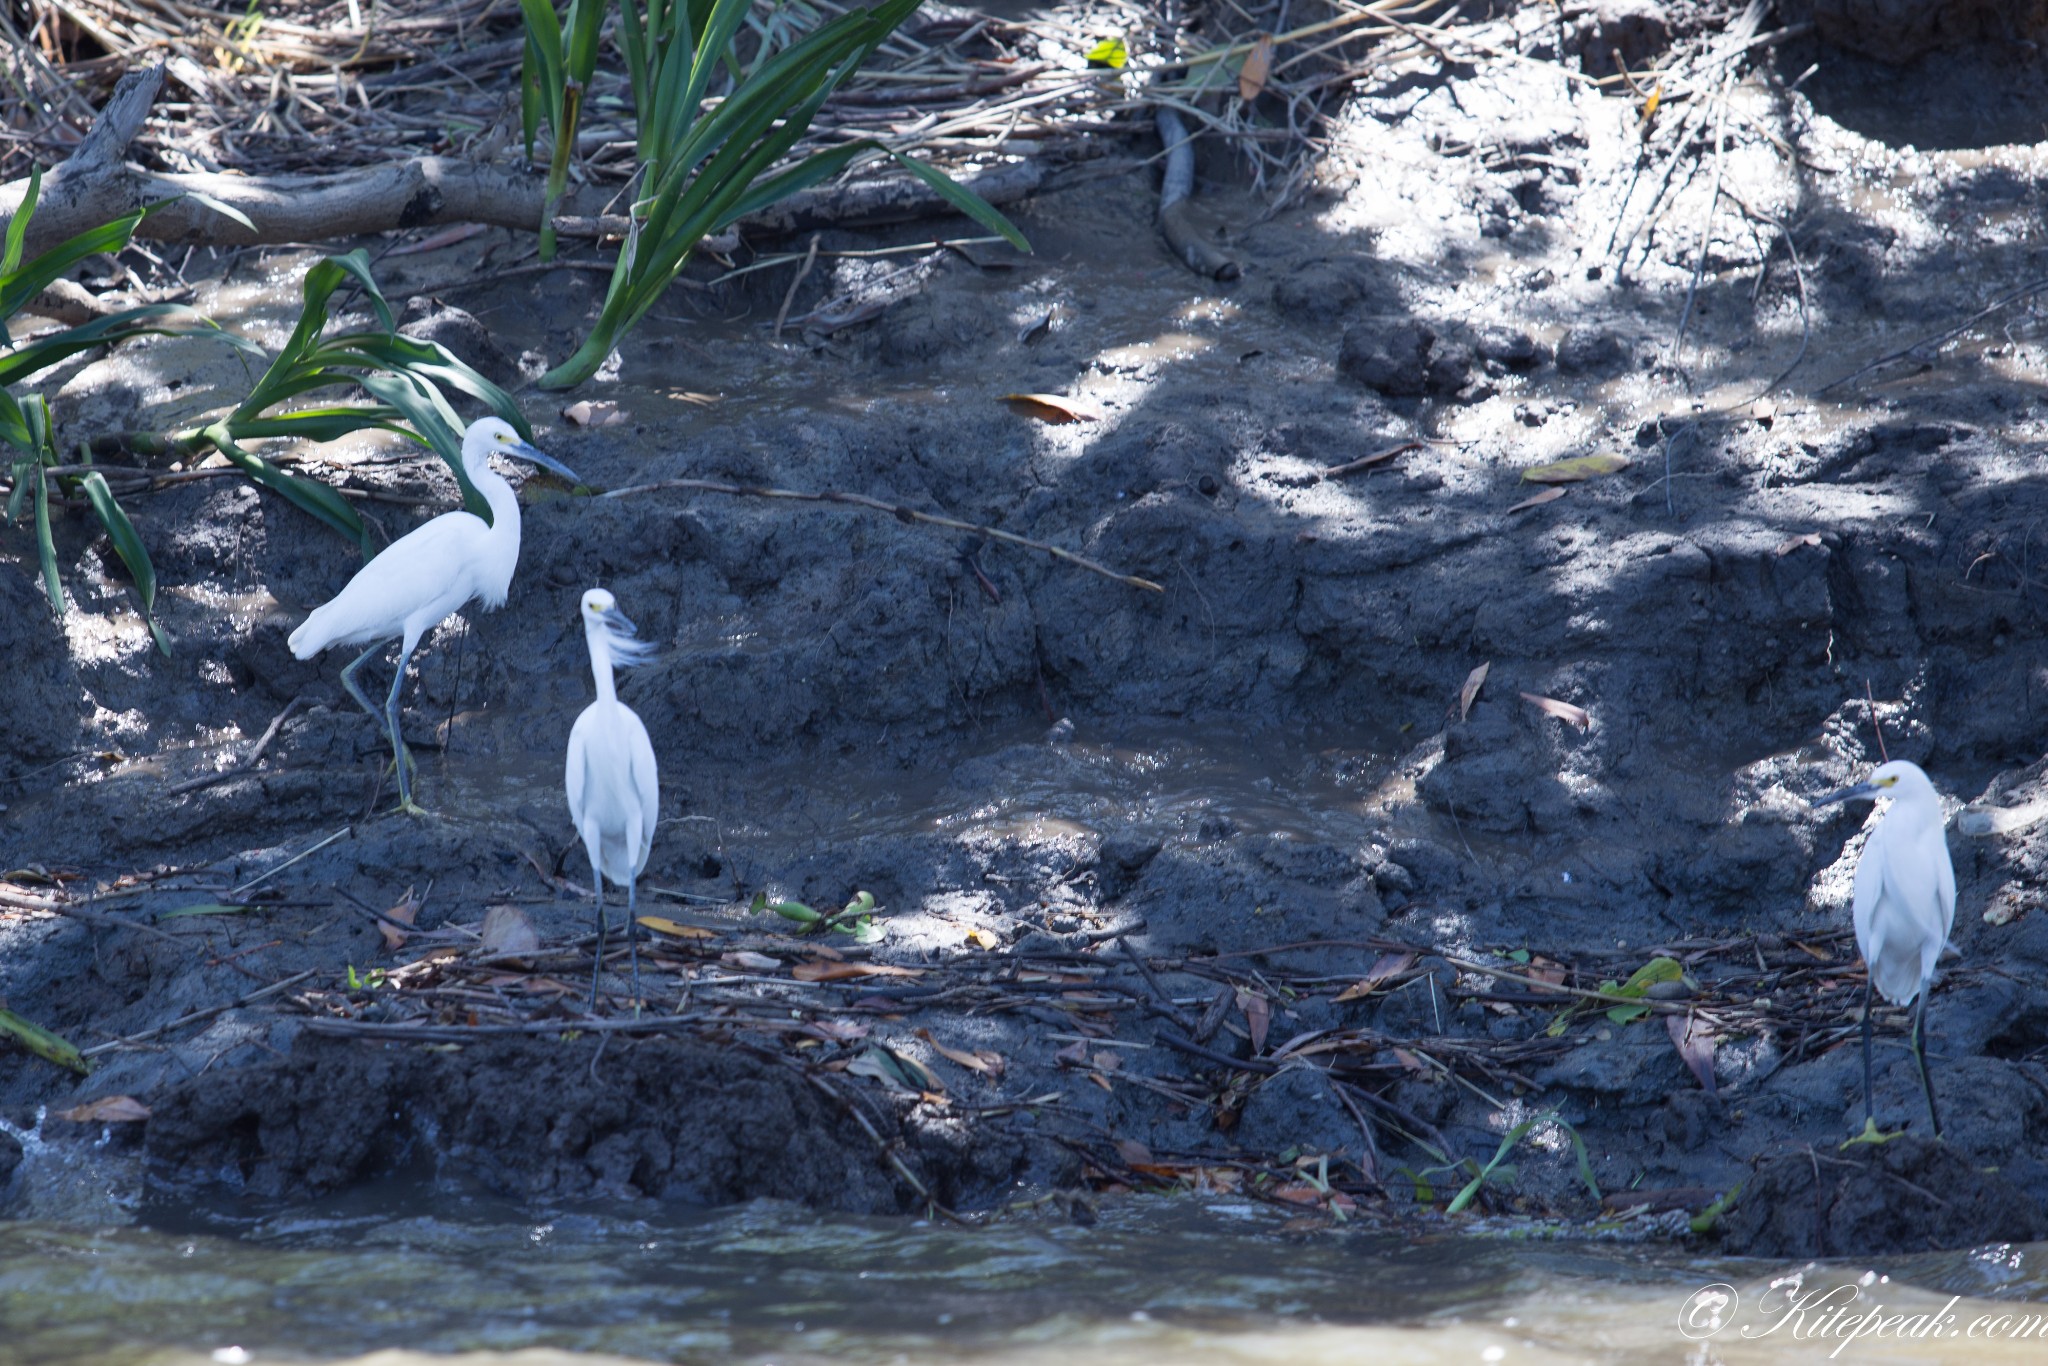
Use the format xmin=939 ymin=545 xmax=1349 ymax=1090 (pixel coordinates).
xmin=625 ymin=705 xmax=658 ymax=875
xmin=565 ymin=704 xmax=596 ymax=829
xmin=289 ymin=511 xmax=489 ymax=656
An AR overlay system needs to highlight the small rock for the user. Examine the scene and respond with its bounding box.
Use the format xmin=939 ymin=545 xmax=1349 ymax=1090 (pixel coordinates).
xmin=399 ymin=297 xmax=521 ymax=390
xmin=1477 ymin=327 xmax=1547 ymax=368
xmin=1338 ymin=322 xmax=1433 ymax=396
xmin=1234 ymin=1064 xmax=1358 ymax=1160
xmin=1555 ymin=327 xmax=1628 ymax=374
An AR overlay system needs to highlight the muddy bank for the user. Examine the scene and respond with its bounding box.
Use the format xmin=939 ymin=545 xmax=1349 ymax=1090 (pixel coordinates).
xmin=9 ymin=9 xmax=2048 ymax=1258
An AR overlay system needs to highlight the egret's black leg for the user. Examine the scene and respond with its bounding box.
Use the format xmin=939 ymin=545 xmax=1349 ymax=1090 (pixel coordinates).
xmin=383 ymin=630 xmax=425 ymax=813
xmin=1912 ymin=987 xmax=1942 ymax=1139
xmin=1862 ymin=975 xmax=1876 ymax=1130
xmin=588 ymin=857 xmax=606 ymax=1007
xmin=626 ymin=875 xmax=641 ymax=1013
xmin=338 ymin=642 xmax=386 ymax=722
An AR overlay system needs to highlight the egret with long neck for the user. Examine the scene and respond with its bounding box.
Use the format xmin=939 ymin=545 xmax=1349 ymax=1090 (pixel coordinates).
xmin=566 ymin=587 xmax=660 ymax=1003
xmin=1814 ymin=758 xmax=1955 ymax=1141
xmin=288 ymin=416 xmax=579 ymax=814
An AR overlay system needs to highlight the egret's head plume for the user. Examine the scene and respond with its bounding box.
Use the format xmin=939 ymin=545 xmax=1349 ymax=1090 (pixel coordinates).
xmin=581 ymin=588 xmax=656 ymax=668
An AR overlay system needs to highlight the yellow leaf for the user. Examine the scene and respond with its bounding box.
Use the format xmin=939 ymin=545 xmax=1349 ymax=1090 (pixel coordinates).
xmin=638 ymin=916 xmax=718 ymax=940
xmin=1458 ymin=662 xmax=1489 ymax=722
xmin=1238 ymin=34 xmax=1274 ymax=102
xmin=1520 ymin=691 xmax=1591 ymax=731
xmin=1003 ymin=392 xmax=1105 ymax=424
xmin=965 ymin=927 xmax=1001 ymax=949
xmin=1641 ymin=82 xmax=1662 ymax=122
xmin=379 ymin=885 xmax=420 ymax=951
xmin=1506 ymin=486 xmax=1568 ymax=514
xmin=1085 ymin=36 xmax=1127 ymax=68
xmin=1521 ymin=454 xmax=1630 ymax=484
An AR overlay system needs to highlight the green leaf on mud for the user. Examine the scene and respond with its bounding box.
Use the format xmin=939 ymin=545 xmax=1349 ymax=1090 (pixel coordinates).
xmin=1084 ymin=35 xmax=1127 ymax=67
xmin=79 ymin=471 xmax=171 ymax=656
xmin=1520 ymin=453 xmax=1630 ymax=485
xmin=0 ymin=1007 xmax=88 ymax=1074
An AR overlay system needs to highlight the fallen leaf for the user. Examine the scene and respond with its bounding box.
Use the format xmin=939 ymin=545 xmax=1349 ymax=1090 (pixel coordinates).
xmin=638 ymin=916 xmax=718 ymax=940
xmin=1054 ymin=1040 xmax=1092 ymax=1067
xmin=1506 ymin=486 xmax=1568 ymax=514
xmin=56 ymin=1095 xmax=150 ymax=1123
xmin=1640 ymin=82 xmax=1662 ymax=122
xmin=1236 ymin=989 xmax=1271 ymax=1053
xmin=1520 ymin=691 xmax=1591 ymax=731
xmin=1238 ymin=33 xmax=1274 ymax=101
xmin=1084 ymin=35 xmax=1127 ymax=68
xmin=561 ymin=399 xmax=626 ymax=428
xmin=1666 ymin=1013 xmax=1717 ymax=1096
xmin=0 ymin=1008 xmax=86 ymax=1074
xmin=1458 ymin=662 xmax=1490 ymax=721
xmin=1527 ymin=955 xmax=1568 ymax=988
xmin=1333 ymin=951 xmax=1418 ymax=1002
xmin=1791 ymin=940 xmax=1833 ymax=962
xmin=790 ymin=961 xmax=924 ymax=982
xmin=916 ymin=1028 xmax=1004 ymax=1076
xmin=1774 ymin=532 xmax=1822 ymax=556
xmin=478 ymin=905 xmax=539 ymax=955
xmin=1090 ymin=1050 xmax=1124 ymax=1073
xmin=1017 ymin=311 xmax=1052 ymax=345
xmin=379 ymin=886 xmax=421 ymax=951
xmin=1088 ymin=1072 xmax=1115 ymax=1092
xmin=721 ymin=950 xmax=781 ymax=971
xmin=1003 ymin=393 xmax=1104 ymax=424
xmin=965 ymin=927 xmax=1001 ymax=950
xmin=665 ymin=390 xmax=720 ymax=406
xmin=1390 ymin=1047 xmax=1431 ymax=1076
xmin=847 ymin=1045 xmax=942 ymax=1094
xmin=1520 ymin=453 xmax=1630 ymax=484
xmin=1116 ymin=1138 xmax=1155 ymax=1166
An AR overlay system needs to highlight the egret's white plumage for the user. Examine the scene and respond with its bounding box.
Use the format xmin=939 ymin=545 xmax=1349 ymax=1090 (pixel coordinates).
xmin=1815 ymin=758 xmax=1955 ymax=1138
xmin=288 ymin=417 xmax=579 ymax=813
xmin=566 ymin=587 xmax=659 ymax=1001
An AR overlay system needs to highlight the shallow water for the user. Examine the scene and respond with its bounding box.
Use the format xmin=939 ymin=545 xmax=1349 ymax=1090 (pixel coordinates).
xmin=6 ymin=1179 xmax=2048 ymax=1366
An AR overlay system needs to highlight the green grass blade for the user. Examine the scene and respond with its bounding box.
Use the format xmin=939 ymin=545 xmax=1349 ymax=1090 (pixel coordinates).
xmin=0 ymin=1007 xmax=88 ymax=1074
xmin=1 ymin=165 xmax=41 ymax=278
xmin=880 ymin=149 xmax=1030 ymax=251
xmin=32 ymin=462 xmax=62 ymax=616
xmin=79 ymin=470 xmax=170 ymax=656
xmin=0 ymin=198 xmax=181 ymax=322
xmin=0 ymin=304 xmax=258 ymax=390
xmin=5 ymin=457 xmax=30 ymax=524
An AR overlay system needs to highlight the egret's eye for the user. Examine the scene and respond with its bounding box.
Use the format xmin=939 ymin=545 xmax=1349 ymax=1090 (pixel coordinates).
xmin=1879 ymin=776 xmax=1898 ymax=787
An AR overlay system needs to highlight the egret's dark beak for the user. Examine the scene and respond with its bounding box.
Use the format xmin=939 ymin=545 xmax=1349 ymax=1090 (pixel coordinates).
xmin=601 ymin=605 xmax=638 ymax=636
xmin=1813 ymin=780 xmax=1879 ymax=808
xmin=510 ymin=441 xmax=582 ymax=484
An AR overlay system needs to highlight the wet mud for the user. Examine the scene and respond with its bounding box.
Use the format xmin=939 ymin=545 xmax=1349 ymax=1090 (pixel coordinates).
xmin=9 ymin=7 xmax=2048 ymax=1256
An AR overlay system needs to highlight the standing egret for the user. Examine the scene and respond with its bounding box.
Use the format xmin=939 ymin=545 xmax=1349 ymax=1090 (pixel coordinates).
xmin=566 ymin=588 xmax=659 ymax=1004
xmin=288 ymin=417 xmax=579 ymax=814
xmin=1813 ymin=759 xmax=1955 ymax=1140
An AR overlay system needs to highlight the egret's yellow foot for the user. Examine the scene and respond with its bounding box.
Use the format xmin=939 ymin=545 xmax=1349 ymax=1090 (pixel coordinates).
xmin=1840 ymin=1117 xmax=1905 ymax=1148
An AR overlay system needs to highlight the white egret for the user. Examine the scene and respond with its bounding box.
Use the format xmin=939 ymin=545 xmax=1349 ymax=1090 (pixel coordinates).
xmin=287 ymin=417 xmax=579 ymax=814
xmin=566 ymin=587 xmax=659 ymax=1003
xmin=1813 ymin=759 xmax=1955 ymax=1140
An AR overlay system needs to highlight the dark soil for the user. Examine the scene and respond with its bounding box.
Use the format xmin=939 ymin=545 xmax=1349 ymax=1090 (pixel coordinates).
xmin=9 ymin=4 xmax=2048 ymax=1259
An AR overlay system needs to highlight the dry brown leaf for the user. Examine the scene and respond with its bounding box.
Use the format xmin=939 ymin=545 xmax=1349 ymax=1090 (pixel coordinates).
xmin=1506 ymin=486 xmax=1568 ymax=514
xmin=790 ymin=961 xmax=924 ymax=982
xmin=1527 ymin=955 xmax=1568 ymax=988
xmin=1090 ymin=1050 xmax=1125 ymax=1074
xmin=56 ymin=1095 xmax=150 ymax=1123
xmin=1333 ymin=951 xmax=1418 ymax=1003
xmin=722 ymin=950 xmax=781 ymax=970
xmin=1390 ymin=1047 xmax=1431 ymax=1076
xmin=915 ymin=1027 xmax=1004 ymax=1076
xmin=1088 ymin=1072 xmax=1116 ymax=1092
xmin=1002 ymin=393 xmax=1104 ymax=424
xmin=1054 ymin=1040 xmax=1092 ymax=1067
xmin=1519 ymin=691 xmax=1591 ymax=731
xmin=478 ymin=904 xmax=540 ymax=955
xmin=378 ymin=886 xmax=421 ymax=951
xmin=1792 ymin=940 xmax=1833 ymax=962
xmin=1774 ymin=532 xmax=1822 ymax=556
xmin=637 ymin=916 xmax=718 ymax=940
xmin=1236 ymin=989 xmax=1271 ymax=1053
xmin=1459 ymin=662 xmax=1490 ymax=721
xmin=561 ymin=399 xmax=626 ymax=428
xmin=1116 ymin=1138 xmax=1155 ymax=1166
xmin=1238 ymin=33 xmax=1274 ymax=101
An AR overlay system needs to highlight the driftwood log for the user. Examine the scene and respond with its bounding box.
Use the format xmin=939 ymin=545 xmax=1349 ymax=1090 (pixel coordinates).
xmin=1 ymin=64 xmax=1046 ymax=258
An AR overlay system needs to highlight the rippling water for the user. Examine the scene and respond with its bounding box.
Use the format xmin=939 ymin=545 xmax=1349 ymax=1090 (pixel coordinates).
xmin=6 ymin=1180 xmax=2048 ymax=1366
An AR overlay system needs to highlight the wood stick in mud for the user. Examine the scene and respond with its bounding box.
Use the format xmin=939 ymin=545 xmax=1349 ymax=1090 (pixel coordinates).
xmin=0 ymin=64 xmax=1049 ymax=257
xmin=600 ymin=476 xmax=1167 ymax=594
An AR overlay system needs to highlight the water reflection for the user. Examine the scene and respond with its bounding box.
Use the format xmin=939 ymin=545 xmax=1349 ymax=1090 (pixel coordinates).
xmin=5 ymin=1190 xmax=2048 ymax=1365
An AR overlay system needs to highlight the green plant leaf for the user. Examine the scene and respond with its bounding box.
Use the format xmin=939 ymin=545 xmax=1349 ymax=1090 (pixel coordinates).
xmin=0 ymin=199 xmax=179 ymax=326
xmin=1 ymin=164 xmax=42 ymax=279
xmin=0 ymin=1006 xmax=87 ymax=1074
xmin=880 ymin=149 xmax=1031 ymax=251
xmin=1446 ymin=1116 xmax=1538 ymax=1214
xmin=78 ymin=470 xmax=171 ymax=655
xmin=0 ymin=303 xmax=257 ymax=391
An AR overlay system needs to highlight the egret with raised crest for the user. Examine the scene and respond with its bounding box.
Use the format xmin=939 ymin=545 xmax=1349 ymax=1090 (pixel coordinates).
xmin=566 ymin=587 xmax=659 ymax=1004
xmin=1813 ymin=758 xmax=1955 ymax=1141
xmin=288 ymin=416 xmax=579 ymax=814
